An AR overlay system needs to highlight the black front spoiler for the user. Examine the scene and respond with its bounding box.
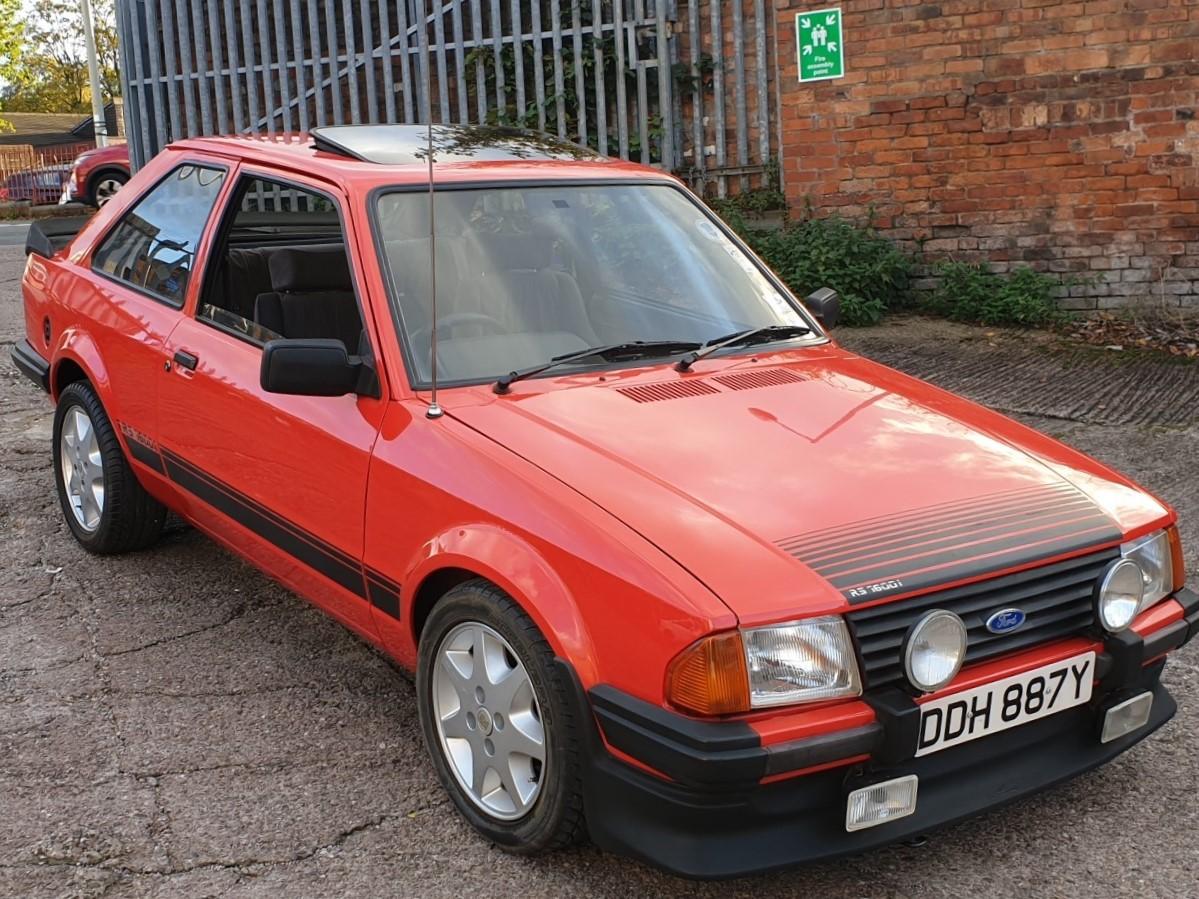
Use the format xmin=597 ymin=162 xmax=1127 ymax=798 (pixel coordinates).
xmin=11 ymin=339 xmax=50 ymax=393
xmin=565 ymin=587 xmax=1196 ymax=878
xmin=574 ymin=663 xmax=1174 ymax=879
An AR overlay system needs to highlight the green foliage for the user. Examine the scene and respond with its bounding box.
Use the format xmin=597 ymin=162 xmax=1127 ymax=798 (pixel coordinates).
xmin=0 ymin=0 xmax=120 ymax=114
xmin=0 ymin=0 xmax=23 ymax=84
xmin=463 ymin=4 xmax=667 ymax=162
xmin=739 ymin=214 xmax=914 ymax=326
xmin=672 ymin=54 xmax=718 ymax=94
xmin=925 ymin=261 xmax=1070 ymax=327
xmin=708 ymin=187 xmax=787 ymax=222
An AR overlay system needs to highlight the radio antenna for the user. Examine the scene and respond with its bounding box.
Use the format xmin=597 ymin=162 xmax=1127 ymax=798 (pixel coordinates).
xmin=424 ymin=77 xmax=443 ymax=419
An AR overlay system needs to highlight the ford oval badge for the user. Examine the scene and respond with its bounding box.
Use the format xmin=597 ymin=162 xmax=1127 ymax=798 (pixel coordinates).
xmin=985 ymin=608 xmax=1026 ymax=635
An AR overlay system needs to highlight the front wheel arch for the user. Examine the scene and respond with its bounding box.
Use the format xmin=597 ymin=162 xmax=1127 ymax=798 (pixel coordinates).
xmin=410 ymin=566 xmax=478 ymax=641
xmin=400 ymin=531 xmax=599 ymax=686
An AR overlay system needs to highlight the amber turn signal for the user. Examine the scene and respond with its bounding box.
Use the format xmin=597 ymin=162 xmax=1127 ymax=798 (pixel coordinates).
xmin=1167 ymin=525 xmax=1185 ymax=593
xmin=666 ymin=631 xmax=750 ymax=716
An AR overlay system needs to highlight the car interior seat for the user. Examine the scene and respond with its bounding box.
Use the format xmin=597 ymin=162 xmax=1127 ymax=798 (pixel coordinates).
xmin=254 ymin=246 xmax=363 ymax=350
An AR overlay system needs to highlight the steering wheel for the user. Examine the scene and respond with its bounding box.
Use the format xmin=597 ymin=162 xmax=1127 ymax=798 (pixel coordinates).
xmin=411 ymin=312 xmax=507 ymax=347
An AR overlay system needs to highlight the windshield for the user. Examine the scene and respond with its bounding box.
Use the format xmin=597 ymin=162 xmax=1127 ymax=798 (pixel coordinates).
xmin=375 ymin=183 xmax=818 ymax=385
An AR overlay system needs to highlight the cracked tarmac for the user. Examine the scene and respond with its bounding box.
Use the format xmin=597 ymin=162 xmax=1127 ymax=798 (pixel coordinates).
xmin=2 ymin=241 xmax=1197 ymax=898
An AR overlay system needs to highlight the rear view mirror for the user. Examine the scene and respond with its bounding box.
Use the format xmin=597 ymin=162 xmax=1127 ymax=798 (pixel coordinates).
xmin=805 ymin=287 xmax=841 ymax=329
xmin=260 ymin=338 xmax=361 ymax=397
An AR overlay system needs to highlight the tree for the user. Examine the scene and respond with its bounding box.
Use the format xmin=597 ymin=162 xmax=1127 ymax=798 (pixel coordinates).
xmin=0 ymin=0 xmax=24 ymax=129
xmin=0 ymin=0 xmax=120 ymax=115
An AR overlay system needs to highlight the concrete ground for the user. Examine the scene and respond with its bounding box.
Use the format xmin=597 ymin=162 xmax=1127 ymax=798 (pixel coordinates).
xmin=0 ymin=224 xmax=33 ymax=247
xmin=2 ymin=236 xmax=1197 ymax=898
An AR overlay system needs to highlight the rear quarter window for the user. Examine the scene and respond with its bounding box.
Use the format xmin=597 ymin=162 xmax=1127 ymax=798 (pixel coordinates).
xmin=92 ymin=164 xmax=226 ymax=306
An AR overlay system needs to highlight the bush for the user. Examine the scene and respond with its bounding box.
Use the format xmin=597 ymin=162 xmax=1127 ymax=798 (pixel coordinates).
xmin=738 ymin=215 xmax=913 ymax=326
xmin=925 ymin=261 xmax=1070 ymax=327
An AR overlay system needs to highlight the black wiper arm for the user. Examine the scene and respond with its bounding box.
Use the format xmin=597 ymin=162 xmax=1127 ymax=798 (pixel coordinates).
xmin=674 ymin=324 xmax=813 ymax=372
xmin=494 ymin=340 xmax=703 ymax=394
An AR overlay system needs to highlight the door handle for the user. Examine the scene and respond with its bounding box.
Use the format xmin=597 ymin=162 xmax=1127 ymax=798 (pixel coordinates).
xmin=172 ymin=350 xmax=198 ymax=371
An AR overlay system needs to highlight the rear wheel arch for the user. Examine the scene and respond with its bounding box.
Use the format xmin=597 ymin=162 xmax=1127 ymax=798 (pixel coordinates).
xmin=50 ymin=335 xmax=112 ymax=405
xmin=52 ymin=357 xmax=89 ymax=398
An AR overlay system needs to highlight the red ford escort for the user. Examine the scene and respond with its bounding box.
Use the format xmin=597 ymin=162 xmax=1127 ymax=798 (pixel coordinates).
xmin=12 ymin=125 xmax=1195 ymax=878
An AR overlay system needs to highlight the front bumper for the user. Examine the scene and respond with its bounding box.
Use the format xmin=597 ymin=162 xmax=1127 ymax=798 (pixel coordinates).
xmin=572 ymin=586 xmax=1196 ymax=879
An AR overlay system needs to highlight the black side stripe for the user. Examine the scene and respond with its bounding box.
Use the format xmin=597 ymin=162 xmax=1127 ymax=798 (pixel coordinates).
xmin=366 ymin=571 xmax=402 ymax=620
xmin=126 ymin=435 xmax=165 ymax=474
xmin=160 ymin=448 xmax=405 ymax=617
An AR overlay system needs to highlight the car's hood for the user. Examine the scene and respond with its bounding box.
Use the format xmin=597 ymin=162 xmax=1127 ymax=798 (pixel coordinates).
xmin=450 ymin=347 xmax=1170 ymax=625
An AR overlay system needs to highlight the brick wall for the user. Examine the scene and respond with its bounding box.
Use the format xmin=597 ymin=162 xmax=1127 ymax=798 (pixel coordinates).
xmin=775 ymin=0 xmax=1199 ymax=310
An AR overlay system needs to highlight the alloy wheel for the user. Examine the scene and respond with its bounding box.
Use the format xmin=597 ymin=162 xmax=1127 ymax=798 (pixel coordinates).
xmin=60 ymin=406 xmax=105 ymax=532
xmin=432 ymin=621 xmax=546 ymax=821
xmin=95 ymin=177 xmax=123 ymax=206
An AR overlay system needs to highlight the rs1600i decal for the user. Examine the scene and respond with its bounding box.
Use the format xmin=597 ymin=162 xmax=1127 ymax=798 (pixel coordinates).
xmin=776 ymin=482 xmax=1122 ymax=601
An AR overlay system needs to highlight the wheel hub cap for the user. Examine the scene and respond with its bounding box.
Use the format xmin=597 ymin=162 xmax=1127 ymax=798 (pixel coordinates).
xmin=96 ymin=179 xmax=122 ymax=205
xmin=476 ymin=708 xmax=494 ymax=736
xmin=59 ymin=407 xmax=104 ymax=532
xmin=432 ymin=622 xmax=546 ymax=821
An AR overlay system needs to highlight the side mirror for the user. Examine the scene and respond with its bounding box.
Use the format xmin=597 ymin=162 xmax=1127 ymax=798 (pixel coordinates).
xmin=25 ymin=217 xmax=90 ymax=258
xmin=260 ymin=338 xmax=362 ymax=397
xmin=805 ymin=287 xmax=841 ymax=329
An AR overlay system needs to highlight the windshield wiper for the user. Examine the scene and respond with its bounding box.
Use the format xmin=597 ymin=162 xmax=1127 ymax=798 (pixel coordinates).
xmin=674 ymin=324 xmax=814 ymax=372
xmin=494 ymin=340 xmax=703 ymax=394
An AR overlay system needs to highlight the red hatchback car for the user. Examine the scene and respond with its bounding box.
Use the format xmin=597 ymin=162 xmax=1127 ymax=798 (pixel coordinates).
xmin=12 ymin=126 xmax=1195 ymax=878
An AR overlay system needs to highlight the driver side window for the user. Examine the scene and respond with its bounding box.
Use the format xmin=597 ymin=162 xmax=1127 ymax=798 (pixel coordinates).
xmin=198 ymin=176 xmax=364 ymax=351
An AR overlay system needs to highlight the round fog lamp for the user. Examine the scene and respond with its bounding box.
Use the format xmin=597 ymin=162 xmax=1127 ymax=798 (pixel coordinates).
xmin=903 ymin=610 xmax=967 ymax=693
xmin=1095 ymin=558 xmax=1145 ymax=633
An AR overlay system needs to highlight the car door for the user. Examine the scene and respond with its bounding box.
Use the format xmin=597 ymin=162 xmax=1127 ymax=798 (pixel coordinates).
xmin=86 ymin=159 xmax=232 ymax=490
xmin=156 ymin=171 xmax=386 ymax=641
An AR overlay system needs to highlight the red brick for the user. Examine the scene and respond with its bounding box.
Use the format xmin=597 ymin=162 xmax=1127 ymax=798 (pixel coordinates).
xmin=774 ymin=0 xmax=1199 ymax=308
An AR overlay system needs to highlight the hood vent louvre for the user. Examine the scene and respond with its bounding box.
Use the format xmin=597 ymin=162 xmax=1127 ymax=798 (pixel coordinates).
xmin=616 ymin=380 xmax=720 ymax=403
xmin=713 ymin=368 xmax=806 ymax=391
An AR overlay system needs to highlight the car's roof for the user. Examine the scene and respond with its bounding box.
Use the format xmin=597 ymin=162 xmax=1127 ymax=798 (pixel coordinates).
xmin=170 ymin=124 xmax=670 ymax=188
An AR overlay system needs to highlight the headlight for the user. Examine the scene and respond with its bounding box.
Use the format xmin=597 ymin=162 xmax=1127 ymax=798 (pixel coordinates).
xmin=743 ymin=617 xmax=862 ymax=708
xmin=902 ymin=609 xmax=967 ymax=692
xmin=1094 ymin=558 xmax=1145 ymax=633
xmin=1122 ymin=530 xmax=1174 ymax=611
xmin=666 ymin=617 xmax=861 ymax=715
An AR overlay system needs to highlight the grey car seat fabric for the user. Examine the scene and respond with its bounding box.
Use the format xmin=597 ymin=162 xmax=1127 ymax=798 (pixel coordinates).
xmin=221 ymin=248 xmax=276 ymax=320
xmin=253 ymin=246 xmax=363 ymax=349
xmin=469 ymin=233 xmax=599 ymax=345
xmin=218 ymin=243 xmax=344 ymax=320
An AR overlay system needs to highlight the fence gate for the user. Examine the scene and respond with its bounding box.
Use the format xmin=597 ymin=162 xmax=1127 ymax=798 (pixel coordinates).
xmin=116 ymin=2 xmax=778 ymax=196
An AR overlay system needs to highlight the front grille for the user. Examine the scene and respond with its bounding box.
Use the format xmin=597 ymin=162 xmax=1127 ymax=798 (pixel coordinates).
xmin=845 ymin=547 xmax=1119 ymax=690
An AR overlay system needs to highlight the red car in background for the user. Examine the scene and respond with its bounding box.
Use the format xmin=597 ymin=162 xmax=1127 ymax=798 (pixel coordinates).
xmin=11 ymin=126 xmax=1196 ymax=878
xmin=63 ymin=142 xmax=130 ymax=207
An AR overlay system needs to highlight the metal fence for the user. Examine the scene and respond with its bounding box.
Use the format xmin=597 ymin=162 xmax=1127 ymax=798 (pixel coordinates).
xmin=0 ymin=142 xmax=95 ymax=203
xmin=116 ymin=1 xmax=780 ymax=197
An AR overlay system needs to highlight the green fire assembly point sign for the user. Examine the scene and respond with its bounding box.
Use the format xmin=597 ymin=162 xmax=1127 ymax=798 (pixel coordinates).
xmin=797 ymin=8 xmax=845 ymax=82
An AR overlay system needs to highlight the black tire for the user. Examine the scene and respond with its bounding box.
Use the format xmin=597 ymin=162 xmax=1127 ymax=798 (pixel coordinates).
xmin=86 ymin=168 xmax=128 ymax=207
xmin=52 ymin=381 xmax=167 ymax=554
xmin=416 ymin=580 xmax=585 ymax=853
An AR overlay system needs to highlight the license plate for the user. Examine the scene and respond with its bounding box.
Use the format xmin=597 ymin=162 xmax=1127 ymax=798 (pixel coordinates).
xmin=915 ymin=651 xmax=1095 ymax=757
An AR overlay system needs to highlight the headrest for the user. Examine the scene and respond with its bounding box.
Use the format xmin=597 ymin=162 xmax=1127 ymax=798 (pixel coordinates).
xmin=473 ymin=233 xmax=553 ymax=272
xmin=267 ymin=246 xmax=352 ymax=292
